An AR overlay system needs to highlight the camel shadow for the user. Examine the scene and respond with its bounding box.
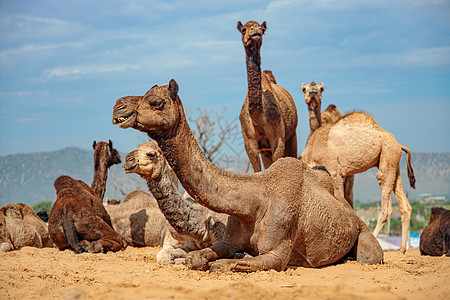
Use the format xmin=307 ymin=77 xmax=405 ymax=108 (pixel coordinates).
xmin=129 ymin=209 xmax=149 ymax=247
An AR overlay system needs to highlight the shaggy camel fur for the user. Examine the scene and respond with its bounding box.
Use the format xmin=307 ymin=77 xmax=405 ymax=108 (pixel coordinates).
xmin=301 ymin=81 xmax=354 ymax=206
xmin=420 ymin=207 xmax=449 ymax=256
xmin=48 ymin=141 xmax=124 ymax=253
xmin=0 ymin=203 xmax=53 ymax=252
xmin=238 ymin=21 xmax=298 ymax=172
xmin=112 ymin=79 xmax=383 ymax=272
xmin=105 ymin=189 xmax=187 ymax=264
xmin=300 ymin=111 xmax=416 ymax=253
xmin=123 ymin=141 xmax=228 ymax=264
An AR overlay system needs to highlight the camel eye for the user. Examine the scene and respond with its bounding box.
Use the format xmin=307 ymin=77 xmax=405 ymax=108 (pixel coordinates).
xmin=147 ymin=152 xmax=156 ymax=158
xmin=150 ymin=100 xmax=163 ymax=109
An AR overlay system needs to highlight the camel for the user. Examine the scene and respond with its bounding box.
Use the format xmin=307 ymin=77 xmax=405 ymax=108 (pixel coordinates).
xmin=300 ymin=110 xmax=416 ymax=253
xmin=237 ymin=21 xmax=298 ymax=172
xmin=123 ymin=141 xmax=229 ymax=264
xmin=301 ymin=81 xmax=354 ymax=206
xmin=0 ymin=203 xmax=53 ymax=252
xmin=104 ymin=189 xmax=188 ymax=264
xmin=112 ymin=79 xmax=383 ymax=272
xmin=48 ymin=141 xmax=124 ymax=253
xmin=420 ymin=207 xmax=449 ymax=256
xmin=91 ymin=140 xmax=121 ymax=200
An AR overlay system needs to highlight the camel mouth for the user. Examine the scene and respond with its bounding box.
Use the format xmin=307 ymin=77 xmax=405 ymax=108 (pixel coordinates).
xmin=123 ymin=163 xmax=138 ymax=174
xmin=250 ymin=33 xmax=262 ymax=38
xmin=112 ymin=111 xmax=137 ymax=129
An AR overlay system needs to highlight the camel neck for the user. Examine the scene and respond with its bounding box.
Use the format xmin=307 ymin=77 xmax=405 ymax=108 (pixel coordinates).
xmin=308 ymin=106 xmax=322 ymax=137
xmin=145 ymin=161 xmax=207 ymax=240
xmin=91 ymin=159 xmax=108 ymax=202
xmin=149 ymin=107 xmax=258 ymax=220
xmin=245 ymin=46 xmax=263 ymax=114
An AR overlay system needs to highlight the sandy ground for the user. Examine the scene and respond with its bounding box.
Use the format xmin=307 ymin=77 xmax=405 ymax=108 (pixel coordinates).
xmin=0 ymin=246 xmax=448 ymax=300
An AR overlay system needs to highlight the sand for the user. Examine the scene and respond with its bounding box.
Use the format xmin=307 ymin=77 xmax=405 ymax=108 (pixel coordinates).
xmin=0 ymin=246 xmax=448 ymax=300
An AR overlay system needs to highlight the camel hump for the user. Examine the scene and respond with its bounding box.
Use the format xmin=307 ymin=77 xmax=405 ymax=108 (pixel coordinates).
xmin=262 ymin=70 xmax=277 ymax=84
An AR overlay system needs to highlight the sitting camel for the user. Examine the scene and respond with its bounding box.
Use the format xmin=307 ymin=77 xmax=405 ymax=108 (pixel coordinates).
xmin=300 ymin=109 xmax=416 ymax=253
xmin=420 ymin=207 xmax=449 ymax=256
xmin=48 ymin=141 xmax=124 ymax=253
xmin=105 ymin=189 xmax=189 ymax=264
xmin=112 ymin=79 xmax=383 ymax=272
xmin=123 ymin=141 xmax=228 ymax=264
xmin=0 ymin=203 xmax=53 ymax=252
xmin=301 ymin=81 xmax=354 ymax=206
xmin=237 ymin=21 xmax=298 ymax=172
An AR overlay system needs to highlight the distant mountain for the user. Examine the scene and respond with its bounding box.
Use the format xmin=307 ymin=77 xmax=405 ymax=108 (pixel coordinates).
xmin=0 ymin=148 xmax=448 ymax=207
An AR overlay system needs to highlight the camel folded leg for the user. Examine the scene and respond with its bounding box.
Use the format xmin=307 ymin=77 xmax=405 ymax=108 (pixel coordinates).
xmin=209 ymin=253 xmax=286 ymax=273
xmin=354 ymin=222 xmax=384 ymax=265
xmin=76 ymin=216 xmax=124 ymax=253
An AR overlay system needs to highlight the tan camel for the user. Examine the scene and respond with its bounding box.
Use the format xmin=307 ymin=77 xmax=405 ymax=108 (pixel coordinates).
xmin=0 ymin=203 xmax=53 ymax=252
xmin=301 ymin=81 xmax=354 ymax=206
xmin=112 ymin=79 xmax=383 ymax=272
xmin=238 ymin=21 xmax=298 ymax=172
xmin=48 ymin=141 xmax=124 ymax=253
xmin=123 ymin=141 xmax=229 ymax=264
xmin=300 ymin=111 xmax=416 ymax=253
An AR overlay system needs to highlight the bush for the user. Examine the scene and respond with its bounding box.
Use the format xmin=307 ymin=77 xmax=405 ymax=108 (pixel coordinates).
xmin=32 ymin=200 xmax=53 ymax=213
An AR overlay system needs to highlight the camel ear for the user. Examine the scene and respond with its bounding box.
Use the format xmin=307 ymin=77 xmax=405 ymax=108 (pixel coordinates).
xmin=301 ymin=83 xmax=306 ymax=92
xmin=93 ymin=141 xmax=97 ymax=150
xmin=320 ymin=83 xmax=325 ymax=92
xmin=169 ymin=79 xmax=179 ymax=101
xmin=237 ymin=21 xmax=244 ymax=32
xmin=108 ymin=140 xmax=113 ymax=151
xmin=261 ymin=21 xmax=267 ymax=32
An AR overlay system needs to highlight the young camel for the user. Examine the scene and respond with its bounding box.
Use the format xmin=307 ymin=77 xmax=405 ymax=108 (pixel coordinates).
xmin=48 ymin=141 xmax=124 ymax=253
xmin=112 ymin=79 xmax=383 ymax=272
xmin=301 ymin=81 xmax=354 ymax=206
xmin=238 ymin=21 xmax=298 ymax=172
xmin=300 ymin=111 xmax=416 ymax=253
xmin=123 ymin=141 xmax=229 ymax=264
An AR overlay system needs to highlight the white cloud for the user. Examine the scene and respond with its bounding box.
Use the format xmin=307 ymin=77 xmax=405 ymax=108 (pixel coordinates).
xmin=44 ymin=64 xmax=140 ymax=79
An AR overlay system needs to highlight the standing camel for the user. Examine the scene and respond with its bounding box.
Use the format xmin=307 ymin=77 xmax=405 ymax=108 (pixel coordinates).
xmin=301 ymin=81 xmax=354 ymax=206
xmin=300 ymin=111 xmax=416 ymax=253
xmin=112 ymin=79 xmax=383 ymax=272
xmin=238 ymin=21 xmax=298 ymax=172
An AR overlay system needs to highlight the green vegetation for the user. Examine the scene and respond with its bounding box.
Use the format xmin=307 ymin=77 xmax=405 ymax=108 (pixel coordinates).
xmin=32 ymin=200 xmax=53 ymax=213
xmin=355 ymin=198 xmax=450 ymax=235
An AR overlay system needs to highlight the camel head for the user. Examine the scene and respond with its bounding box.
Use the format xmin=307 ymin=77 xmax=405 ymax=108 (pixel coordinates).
xmin=93 ymin=140 xmax=121 ymax=168
xmin=123 ymin=141 xmax=165 ymax=180
xmin=112 ymin=79 xmax=181 ymax=136
xmin=237 ymin=20 xmax=267 ymax=49
xmin=321 ymin=104 xmax=342 ymax=126
xmin=301 ymin=81 xmax=324 ymax=111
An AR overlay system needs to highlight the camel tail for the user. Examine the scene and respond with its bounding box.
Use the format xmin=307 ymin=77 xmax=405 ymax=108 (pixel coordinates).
xmin=401 ymin=145 xmax=416 ymax=189
xmin=62 ymin=216 xmax=86 ymax=254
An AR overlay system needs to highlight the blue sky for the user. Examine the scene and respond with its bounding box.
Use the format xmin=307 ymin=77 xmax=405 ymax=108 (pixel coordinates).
xmin=1 ymin=0 xmax=449 ymax=157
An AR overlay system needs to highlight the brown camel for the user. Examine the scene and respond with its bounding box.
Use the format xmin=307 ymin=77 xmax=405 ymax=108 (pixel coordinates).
xmin=301 ymin=81 xmax=354 ymax=206
xmin=112 ymin=79 xmax=383 ymax=272
xmin=123 ymin=141 xmax=228 ymax=264
xmin=420 ymin=207 xmax=449 ymax=256
xmin=237 ymin=21 xmax=298 ymax=172
xmin=91 ymin=140 xmax=121 ymax=201
xmin=48 ymin=141 xmax=124 ymax=253
xmin=300 ymin=111 xmax=416 ymax=253
xmin=0 ymin=203 xmax=53 ymax=252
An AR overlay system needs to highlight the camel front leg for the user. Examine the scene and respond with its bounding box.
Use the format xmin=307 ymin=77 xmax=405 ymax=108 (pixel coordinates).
xmin=209 ymin=253 xmax=286 ymax=273
xmin=185 ymin=240 xmax=235 ymax=271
